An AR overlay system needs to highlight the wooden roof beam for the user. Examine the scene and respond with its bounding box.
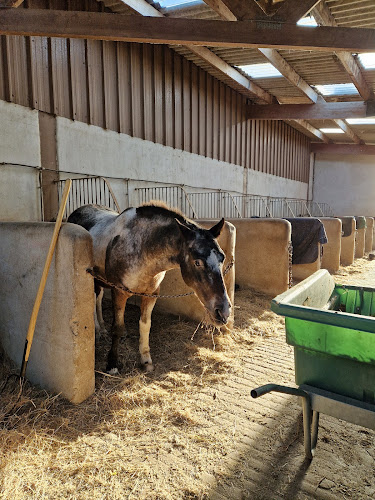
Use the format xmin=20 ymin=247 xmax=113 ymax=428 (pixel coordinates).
xmin=311 ymin=143 xmax=375 ymax=155
xmin=2 ymin=10 xmax=375 ymax=53
xmin=247 ymin=100 xmax=373 ymax=119
xmin=312 ymin=1 xmax=374 ymax=101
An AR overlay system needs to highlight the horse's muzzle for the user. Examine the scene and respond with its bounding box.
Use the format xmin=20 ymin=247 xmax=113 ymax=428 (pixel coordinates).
xmin=213 ymin=302 xmax=231 ymax=325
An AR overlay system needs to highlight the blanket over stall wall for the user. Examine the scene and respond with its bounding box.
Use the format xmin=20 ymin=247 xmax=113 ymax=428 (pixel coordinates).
xmin=285 ymin=218 xmax=328 ymax=264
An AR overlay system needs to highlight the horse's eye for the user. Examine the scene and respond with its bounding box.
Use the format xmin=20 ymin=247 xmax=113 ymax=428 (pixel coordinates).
xmin=194 ymin=259 xmax=203 ymax=267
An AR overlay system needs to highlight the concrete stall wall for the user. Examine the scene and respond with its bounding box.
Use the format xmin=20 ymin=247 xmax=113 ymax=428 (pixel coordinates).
xmin=0 ymin=222 xmax=95 ymax=403
xmin=292 ymin=249 xmax=321 ymax=283
xmin=313 ymin=154 xmax=375 ymax=216
xmin=320 ymin=218 xmax=342 ymax=274
xmin=355 ymin=227 xmax=366 ymax=258
xmin=228 ymin=218 xmax=291 ymax=297
xmin=338 ymin=217 xmax=356 ymax=266
xmin=155 ymin=221 xmax=236 ymax=329
xmin=365 ymin=217 xmax=374 ymax=254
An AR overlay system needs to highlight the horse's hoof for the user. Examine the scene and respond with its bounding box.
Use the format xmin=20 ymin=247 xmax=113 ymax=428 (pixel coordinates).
xmin=107 ymin=367 xmax=119 ymax=375
xmin=106 ymin=361 xmax=123 ymax=374
xmin=142 ymin=362 xmax=154 ymax=373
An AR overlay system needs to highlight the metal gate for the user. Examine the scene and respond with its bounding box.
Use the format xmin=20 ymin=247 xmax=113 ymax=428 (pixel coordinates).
xmin=56 ymin=176 xmax=121 ymax=219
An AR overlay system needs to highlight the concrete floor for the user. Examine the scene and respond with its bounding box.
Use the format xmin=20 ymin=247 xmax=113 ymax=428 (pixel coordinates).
xmin=202 ymin=260 xmax=375 ymax=499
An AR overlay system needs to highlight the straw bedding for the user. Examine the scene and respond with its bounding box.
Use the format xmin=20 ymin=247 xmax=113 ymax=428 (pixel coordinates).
xmin=0 ymin=257 xmax=374 ymax=499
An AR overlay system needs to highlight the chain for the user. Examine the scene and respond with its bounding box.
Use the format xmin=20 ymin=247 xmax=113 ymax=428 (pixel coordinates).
xmin=288 ymin=241 xmax=293 ymax=289
xmin=86 ymin=260 xmax=234 ymax=299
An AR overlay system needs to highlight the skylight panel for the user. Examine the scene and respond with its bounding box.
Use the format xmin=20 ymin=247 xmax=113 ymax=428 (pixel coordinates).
xmin=297 ymin=15 xmax=318 ymax=27
xmin=320 ymin=128 xmax=344 ymax=134
xmin=358 ymin=53 xmax=375 ymax=70
xmin=315 ymin=84 xmax=359 ymax=96
xmin=238 ymin=63 xmax=282 ymax=79
xmin=346 ymin=118 xmax=375 ymax=125
xmin=157 ymin=0 xmax=203 ymax=8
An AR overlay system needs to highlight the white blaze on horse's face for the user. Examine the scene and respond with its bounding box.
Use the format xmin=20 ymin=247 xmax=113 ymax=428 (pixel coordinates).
xmin=177 ymin=218 xmax=231 ymax=326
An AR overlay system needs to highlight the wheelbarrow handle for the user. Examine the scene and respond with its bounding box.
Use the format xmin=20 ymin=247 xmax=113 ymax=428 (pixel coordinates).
xmin=251 ymin=383 xmax=318 ymax=460
xmin=251 ymin=383 xmax=309 ymax=400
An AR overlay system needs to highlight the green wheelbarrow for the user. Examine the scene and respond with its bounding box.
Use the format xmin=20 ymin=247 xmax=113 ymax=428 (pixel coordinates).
xmin=251 ymin=269 xmax=375 ymax=459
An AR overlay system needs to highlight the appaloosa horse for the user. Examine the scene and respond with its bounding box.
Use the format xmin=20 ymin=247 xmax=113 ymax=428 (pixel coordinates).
xmin=68 ymin=202 xmax=231 ymax=373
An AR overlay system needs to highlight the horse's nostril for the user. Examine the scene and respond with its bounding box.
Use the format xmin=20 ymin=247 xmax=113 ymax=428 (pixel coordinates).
xmin=215 ymin=308 xmax=227 ymax=324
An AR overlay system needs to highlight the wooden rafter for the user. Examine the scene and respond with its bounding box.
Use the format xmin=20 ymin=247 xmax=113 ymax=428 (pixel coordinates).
xmin=247 ymin=100 xmax=371 ymax=120
xmin=312 ymin=1 xmax=373 ymax=101
xmin=1 ymin=10 xmax=375 ymax=52
xmin=273 ymin=0 xmax=321 ymax=22
xmin=289 ymin=120 xmax=331 ymax=143
xmin=333 ymin=119 xmax=363 ymax=144
xmin=201 ymin=0 xmax=237 ymax=21
xmin=257 ymin=48 xmax=318 ymax=103
xmin=311 ymin=143 xmax=375 ymax=155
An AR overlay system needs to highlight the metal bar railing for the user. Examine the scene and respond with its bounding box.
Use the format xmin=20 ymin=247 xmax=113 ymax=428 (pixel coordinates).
xmin=56 ymin=176 xmax=121 ymax=219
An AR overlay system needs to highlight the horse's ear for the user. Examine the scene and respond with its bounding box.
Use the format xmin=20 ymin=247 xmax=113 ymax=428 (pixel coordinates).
xmin=209 ymin=218 xmax=225 ymax=238
xmin=175 ymin=218 xmax=194 ymax=239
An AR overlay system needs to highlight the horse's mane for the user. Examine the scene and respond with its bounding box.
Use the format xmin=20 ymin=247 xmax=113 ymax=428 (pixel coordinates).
xmin=138 ymin=200 xmax=196 ymax=227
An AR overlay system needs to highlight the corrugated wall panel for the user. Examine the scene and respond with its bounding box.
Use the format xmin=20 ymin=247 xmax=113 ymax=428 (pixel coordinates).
xmin=51 ymin=38 xmax=72 ymax=118
xmin=103 ymin=41 xmax=119 ymax=132
xmin=219 ymin=82 xmax=225 ymax=162
xmin=164 ymin=48 xmax=174 ymax=148
xmin=117 ymin=42 xmax=132 ymax=136
xmin=6 ymin=36 xmax=30 ymax=108
xmin=206 ymin=74 xmax=213 ymax=159
xmin=191 ymin=64 xmax=199 ymax=155
xmin=30 ymin=36 xmax=52 ymax=114
xmin=0 ymin=36 xmax=8 ymax=102
xmin=131 ymin=44 xmax=144 ymax=140
xmin=212 ymin=78 xmax=219 ymax=161
xmin=87 ymin=40 xmax=105 ymax=128
xmin=70 ymin=38 xmax=88 ymax=123
xmin=198 ymin=69 xmax=206 ymax=157
xmin=182 ymin=57 xmax=191 ymax=153
xmin=143 ymin=44 xmax=155 ymax=143
xmin=174 ymin=52 xmax=183 ymax=151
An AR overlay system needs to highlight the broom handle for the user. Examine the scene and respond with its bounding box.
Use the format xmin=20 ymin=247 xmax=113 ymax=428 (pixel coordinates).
xmin=20 ymin=179 xmax=72 ymax=378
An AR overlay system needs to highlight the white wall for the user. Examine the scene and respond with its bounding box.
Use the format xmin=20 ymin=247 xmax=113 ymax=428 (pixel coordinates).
xmin=0 ymin=101 xmax=41 ymax=221
xmin=56 ymin=117 xmax=308 ymax=208
xmin=313 ymin=154 xmax=375 ymax=216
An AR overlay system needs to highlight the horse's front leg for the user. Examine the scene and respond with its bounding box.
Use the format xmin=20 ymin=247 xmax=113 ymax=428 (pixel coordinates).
xmin=107 ymin=288 xmax=129 ymax=374
xmin=139 ymin=291 xmax=159 ymax=372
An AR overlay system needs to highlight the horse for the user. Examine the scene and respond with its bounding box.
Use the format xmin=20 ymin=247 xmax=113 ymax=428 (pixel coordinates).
xmin=67 ymin=202 xmax=232 ymax=373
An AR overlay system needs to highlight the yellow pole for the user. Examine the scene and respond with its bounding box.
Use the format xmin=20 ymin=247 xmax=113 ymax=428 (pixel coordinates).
xmin=20 ymin=179 xmax=72 ymax=378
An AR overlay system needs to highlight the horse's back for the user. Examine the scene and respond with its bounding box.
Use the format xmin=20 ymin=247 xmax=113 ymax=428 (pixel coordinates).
xmin=67 ymin=204 xmax=119 ymax=232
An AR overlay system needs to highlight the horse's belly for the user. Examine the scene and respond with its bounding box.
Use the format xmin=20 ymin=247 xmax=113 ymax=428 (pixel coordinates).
xmin=121 ymin=270 xmax=166 ymax=294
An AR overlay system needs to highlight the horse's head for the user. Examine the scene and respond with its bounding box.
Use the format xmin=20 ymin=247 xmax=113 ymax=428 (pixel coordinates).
xmin=177 ymin=218 xmax=232 ymax=327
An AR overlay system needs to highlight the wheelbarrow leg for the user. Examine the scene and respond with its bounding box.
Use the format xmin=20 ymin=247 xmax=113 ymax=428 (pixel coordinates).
xmin=302 ymin=397 xmax=319 ymax=459
xmin=311 ymin=410 xmax=320 ymax=452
